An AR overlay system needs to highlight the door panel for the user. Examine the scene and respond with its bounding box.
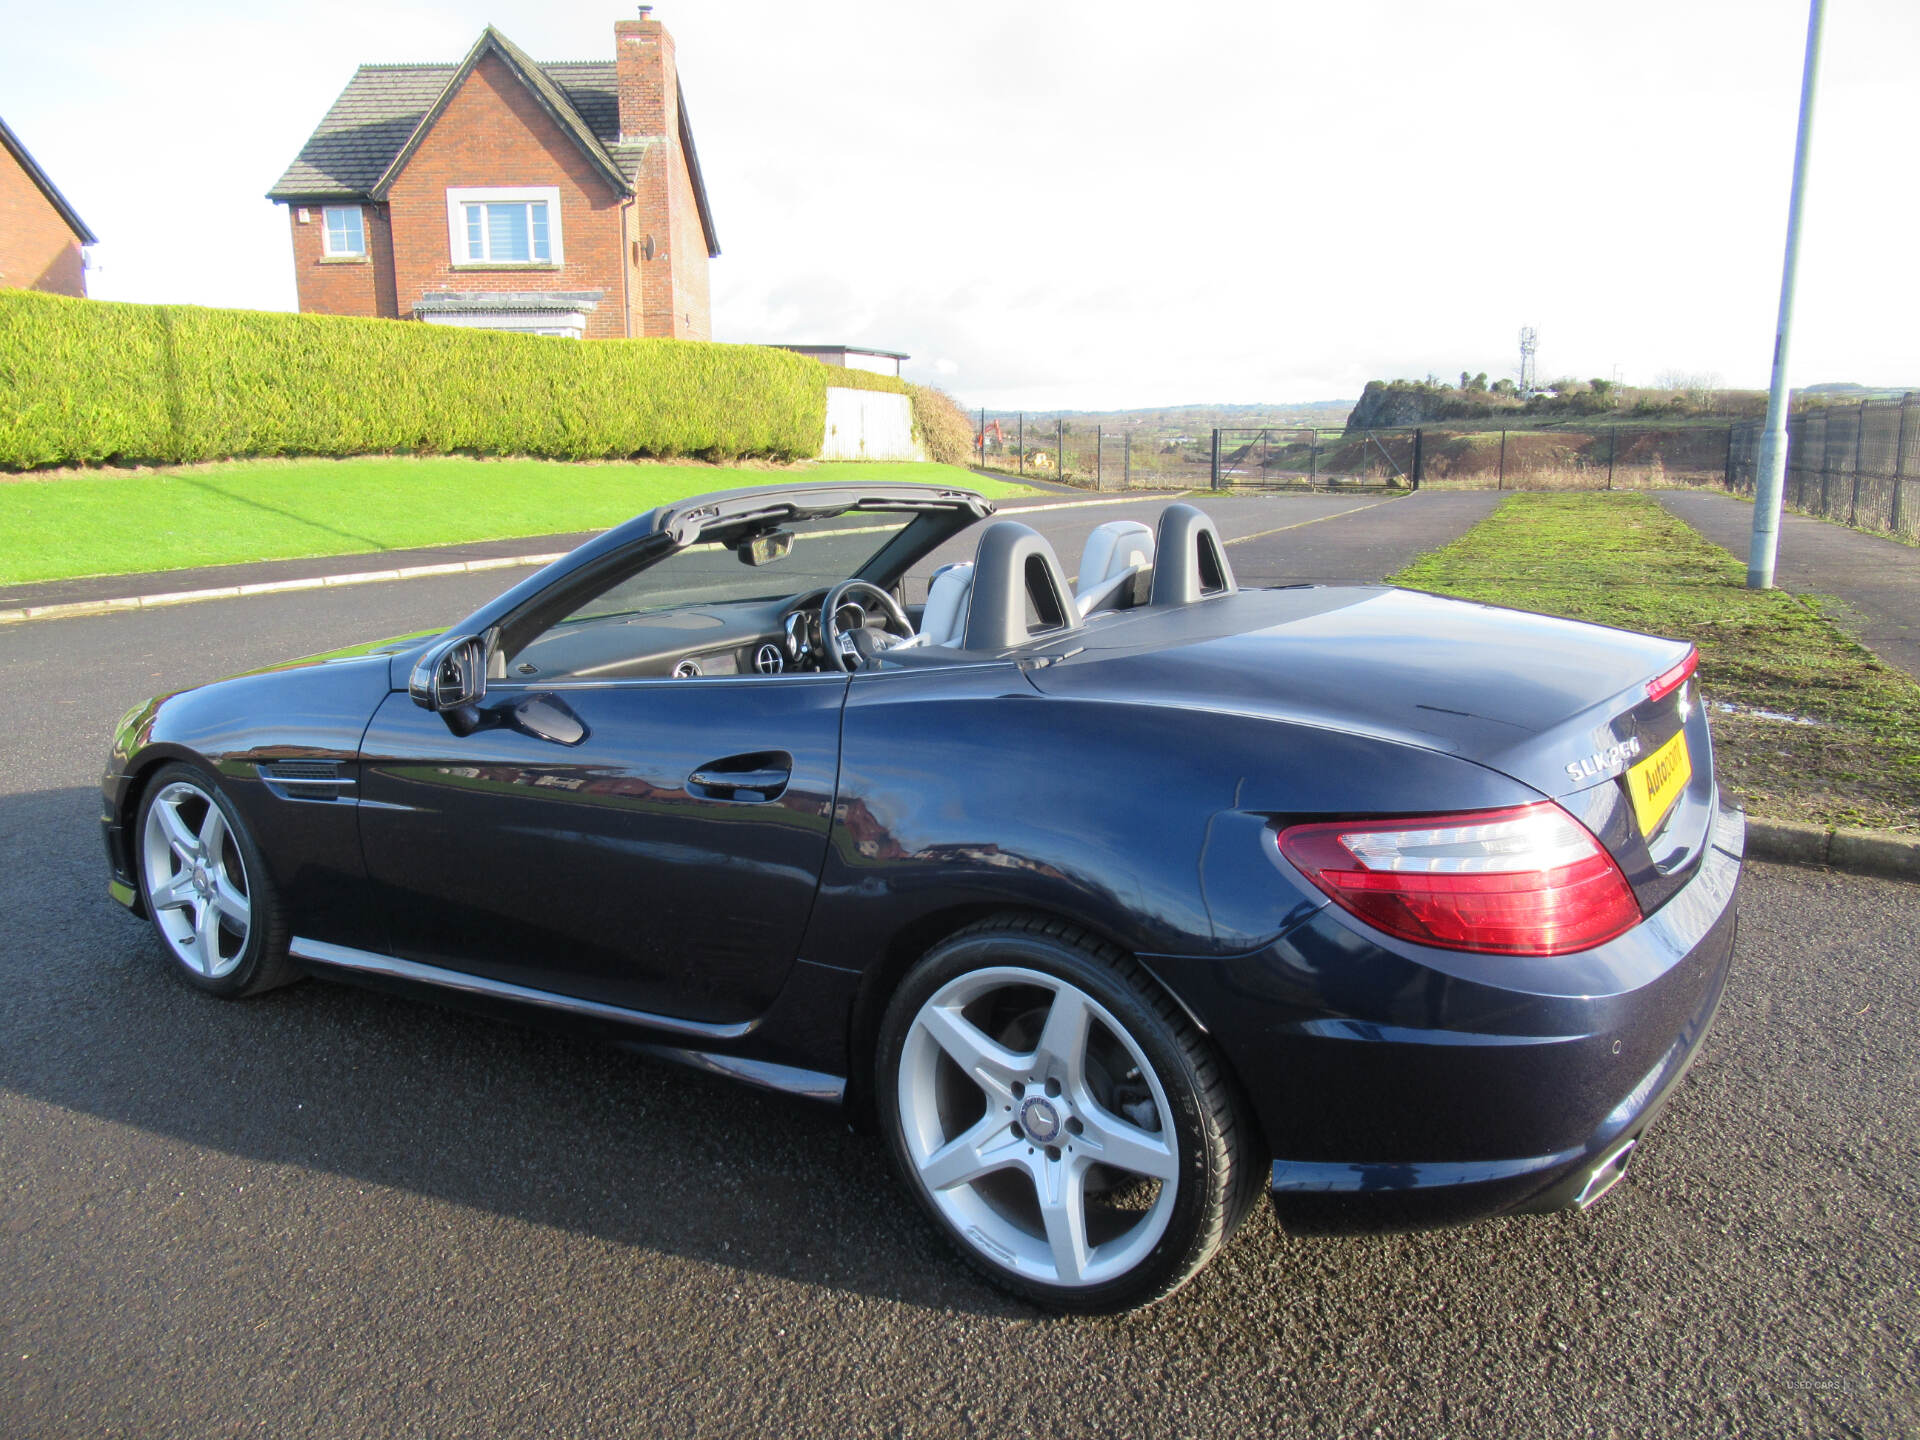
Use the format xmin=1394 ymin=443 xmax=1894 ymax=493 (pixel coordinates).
xmin=356 ymin=675 xmax=847 ymax=1025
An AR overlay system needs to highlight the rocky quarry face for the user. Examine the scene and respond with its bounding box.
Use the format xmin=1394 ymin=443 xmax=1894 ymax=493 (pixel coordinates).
xmin=1344 ymin=382 xmax=1439 ymax=431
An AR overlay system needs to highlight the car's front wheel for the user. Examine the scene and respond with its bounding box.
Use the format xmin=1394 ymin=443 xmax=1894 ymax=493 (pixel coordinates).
xmin=877 ymin=916 xmax=1259 ymax=1312
xmin=135 ymin=761 xmax=296 ymax=997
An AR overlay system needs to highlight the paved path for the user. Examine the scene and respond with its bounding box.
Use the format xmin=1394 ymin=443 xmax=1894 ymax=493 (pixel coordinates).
xmin=1658 ymin=490 xmax=1920 ymax=681
xmin=1 ymin=514 xmax=1912 ymax=1438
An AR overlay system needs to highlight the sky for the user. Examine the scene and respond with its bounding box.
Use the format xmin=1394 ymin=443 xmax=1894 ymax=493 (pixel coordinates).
xmin=2 ymin=0 xmax=1914 ymax=410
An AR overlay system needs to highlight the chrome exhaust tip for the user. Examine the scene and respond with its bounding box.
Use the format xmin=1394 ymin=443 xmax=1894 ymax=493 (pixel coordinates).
xmin=1572 ymin=1137 xmax=1637 ymax=1210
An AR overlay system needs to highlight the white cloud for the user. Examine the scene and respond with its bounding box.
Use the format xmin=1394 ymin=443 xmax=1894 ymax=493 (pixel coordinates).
xmin=4 ymin=0 xmax=1913 ymax=408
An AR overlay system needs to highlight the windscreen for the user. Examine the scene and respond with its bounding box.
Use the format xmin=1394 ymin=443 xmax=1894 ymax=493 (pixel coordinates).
xmin=564 ymin=510 xmax=923 ymax=623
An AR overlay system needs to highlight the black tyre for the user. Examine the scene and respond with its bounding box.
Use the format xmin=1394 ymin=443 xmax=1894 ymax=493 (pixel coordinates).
xmin=134 ymin=761 xmax=298 ymax=997
xmin=876 ymin=915 xmax=1260 ymax=1312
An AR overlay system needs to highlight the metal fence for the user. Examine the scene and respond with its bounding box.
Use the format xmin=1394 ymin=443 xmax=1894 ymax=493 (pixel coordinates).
xmin=973 ymin=412 xmax=1216 ymax=490
xmin=1210 ymin=428 xmax=1412 ymax=490
xmin=971 ymin=399 xmax=1920 ymax=544
xmin=1727 ymin=394 xmax=1918 ymax=541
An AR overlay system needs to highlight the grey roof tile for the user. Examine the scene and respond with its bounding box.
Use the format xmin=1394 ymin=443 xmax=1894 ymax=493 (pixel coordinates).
xmin=269 ymin=66 xmax=453 ymax=199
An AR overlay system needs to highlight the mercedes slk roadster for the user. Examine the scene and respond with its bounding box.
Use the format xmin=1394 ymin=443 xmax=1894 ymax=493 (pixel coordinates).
xmin=102 ymin=483 xmax=1741 ymax=1312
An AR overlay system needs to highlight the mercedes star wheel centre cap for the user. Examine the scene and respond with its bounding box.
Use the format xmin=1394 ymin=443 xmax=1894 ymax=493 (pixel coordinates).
xmin=1019 ymin=1094 xmax=1063 ymax=1144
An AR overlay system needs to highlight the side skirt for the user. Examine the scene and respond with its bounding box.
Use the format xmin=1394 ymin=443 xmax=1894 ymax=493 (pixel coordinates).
xmin=288 ymin=936 xmax=846 ymax=1103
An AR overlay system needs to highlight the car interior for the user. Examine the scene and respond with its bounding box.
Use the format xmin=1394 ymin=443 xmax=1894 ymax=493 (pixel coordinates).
xmin=497 ymin=502 xmax=1238 ymax=685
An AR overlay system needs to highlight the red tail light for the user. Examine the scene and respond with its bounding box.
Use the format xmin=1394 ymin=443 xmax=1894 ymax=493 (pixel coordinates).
xmin=1645 ymin=649 xmax=1697 ymax=704
xmin=1275 ymin=802 xmax=1642 ymax=956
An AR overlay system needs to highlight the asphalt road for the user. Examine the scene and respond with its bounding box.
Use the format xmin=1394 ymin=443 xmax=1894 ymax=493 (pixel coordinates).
xmin=3 ymin=498 xmax=1914 ymax=1438
xmin=926 ymin=489 xmax=1502 ymax=596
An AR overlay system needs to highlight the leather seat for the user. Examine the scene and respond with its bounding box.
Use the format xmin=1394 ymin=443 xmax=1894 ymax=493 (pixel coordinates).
xmin=1074 ymin=520 xmax=1154 ymax=617
xmin=916 ymin=561 xmax=975 ymax=647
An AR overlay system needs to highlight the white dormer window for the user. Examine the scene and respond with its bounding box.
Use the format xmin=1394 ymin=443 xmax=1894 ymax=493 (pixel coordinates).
xmin=446 ymin=187 xmax=563 ymax=266
xmin=322 ymin=206 xmax=366 ymax=257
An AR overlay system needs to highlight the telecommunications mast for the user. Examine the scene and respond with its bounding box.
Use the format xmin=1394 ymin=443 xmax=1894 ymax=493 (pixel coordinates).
xmin=1518 ymin=327 xmax=1538 ymax=397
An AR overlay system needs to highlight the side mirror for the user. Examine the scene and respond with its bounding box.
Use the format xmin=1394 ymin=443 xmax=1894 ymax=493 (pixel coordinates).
xmin=409 ymin=633 xmax=488 ymax=711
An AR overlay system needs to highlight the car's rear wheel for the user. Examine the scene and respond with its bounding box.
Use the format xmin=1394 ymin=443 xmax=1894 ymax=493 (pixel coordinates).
xmin=877 ymin=915 xmax=1259 ymax=1312
xmin=136 ymin=762 xmax=296 ymax=997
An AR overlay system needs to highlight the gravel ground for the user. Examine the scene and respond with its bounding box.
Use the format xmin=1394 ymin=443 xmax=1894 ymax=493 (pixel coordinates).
xmin=1 ymin=503 xmax=1912 ymax=1439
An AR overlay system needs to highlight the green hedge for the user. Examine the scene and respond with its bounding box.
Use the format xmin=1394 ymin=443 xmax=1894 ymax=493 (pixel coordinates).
xmin=0 ymin=290 xmax=924 ymax=471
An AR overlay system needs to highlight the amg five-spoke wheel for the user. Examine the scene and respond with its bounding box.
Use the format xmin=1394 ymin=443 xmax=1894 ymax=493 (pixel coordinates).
xmin=899 ymin=966 xmax=1180 ymax=1287
xmin=879 ymin=917 xmax=1258 ymax=1312
xmin=134 ymin=763 xmax=294 ymax=996
xmin=142 ymin=780 xmax=251 ymax=978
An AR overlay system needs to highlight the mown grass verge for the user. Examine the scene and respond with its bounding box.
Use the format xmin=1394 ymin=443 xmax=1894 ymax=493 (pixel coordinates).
xmin=0 ymin=456 xmax=1033 ymax=585
xmin=1391 ymin=492 xmax=1920 ymax=833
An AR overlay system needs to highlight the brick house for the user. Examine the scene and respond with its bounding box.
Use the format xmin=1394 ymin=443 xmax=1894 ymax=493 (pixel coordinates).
xmin=1 ymin=114 xmax=96 ymax=297
xmin=267 ymin=9 xmax=717 ymax=341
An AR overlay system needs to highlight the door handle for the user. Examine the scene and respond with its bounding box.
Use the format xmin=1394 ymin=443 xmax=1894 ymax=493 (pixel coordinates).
xmin=687 ymin=754 xmax=792 ymax=801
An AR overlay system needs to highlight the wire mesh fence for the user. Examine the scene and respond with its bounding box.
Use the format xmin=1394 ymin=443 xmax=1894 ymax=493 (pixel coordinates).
xmin=1727 ymin=394 xmax=1917 ymax=541
xmin=972 ymin=413 xmax=1214 ymax=490
xmin=1211 ymin=428 xmax=1412 ymax=490
xmin=1389 ymin=424 xmax=1731 ymax=490
xmin=1204 ymin=424 xmax=1732 ymax=491
xmin=969 ymin=397 xmax=1919 ymax=544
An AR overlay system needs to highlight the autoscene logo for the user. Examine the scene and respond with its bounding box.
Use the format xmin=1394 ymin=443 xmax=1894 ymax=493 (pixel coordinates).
xmin=1637 ymin=740 xmax=1686 ymax=798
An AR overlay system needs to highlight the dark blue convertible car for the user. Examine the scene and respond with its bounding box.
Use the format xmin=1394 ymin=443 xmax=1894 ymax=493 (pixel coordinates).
xmin=103 ymin=484 xmax=1741 ymax=1311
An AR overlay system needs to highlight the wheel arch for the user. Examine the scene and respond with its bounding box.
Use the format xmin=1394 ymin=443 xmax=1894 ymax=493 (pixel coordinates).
xmin=109 ymin=744 xmax=216 ymax=912
xmin=839 ymin=901 xmax=1209 ymax=1132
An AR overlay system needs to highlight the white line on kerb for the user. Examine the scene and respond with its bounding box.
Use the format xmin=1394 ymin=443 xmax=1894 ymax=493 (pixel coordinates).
xmin=0 ymin=553 xmax=570 ymax=626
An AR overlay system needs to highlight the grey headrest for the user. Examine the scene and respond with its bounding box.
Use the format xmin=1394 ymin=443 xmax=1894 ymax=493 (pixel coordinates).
xmin=1149 ymin=503 xmax=1237 ymax=606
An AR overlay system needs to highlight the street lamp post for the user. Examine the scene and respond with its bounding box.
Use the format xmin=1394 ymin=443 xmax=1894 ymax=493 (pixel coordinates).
xmin=1749 ymin=0 xmax=1827 ymax=590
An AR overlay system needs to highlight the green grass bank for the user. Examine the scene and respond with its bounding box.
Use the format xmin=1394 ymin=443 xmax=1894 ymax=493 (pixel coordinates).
xmin=0 ymin=456 xmax=1032 ymax=585
xmin=1391 ymin=492 xmax=1920 ymax=833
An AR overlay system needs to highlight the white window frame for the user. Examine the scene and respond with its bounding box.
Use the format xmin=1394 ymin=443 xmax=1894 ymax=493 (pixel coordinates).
xmin=445 ymin=186 xmax=564 ymax=267
xmin=321 ymin=205 xmax=366 ymax=258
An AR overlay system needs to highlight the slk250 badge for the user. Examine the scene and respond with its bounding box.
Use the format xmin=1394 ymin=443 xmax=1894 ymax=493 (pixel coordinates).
xmin=1567 ymin=735 xmax=1642 ymax=783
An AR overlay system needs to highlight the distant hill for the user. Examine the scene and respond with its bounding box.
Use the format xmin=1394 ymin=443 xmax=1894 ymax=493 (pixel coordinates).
xmin=1345 ymin=377 xmax=1769 ymax=432
xmin=1801 ymin=382 xmax=1915 ymax=400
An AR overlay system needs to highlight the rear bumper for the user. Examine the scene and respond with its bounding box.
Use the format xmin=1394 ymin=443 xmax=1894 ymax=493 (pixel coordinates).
xmin=1148 ymin=802 xmax=1744 ymax=1235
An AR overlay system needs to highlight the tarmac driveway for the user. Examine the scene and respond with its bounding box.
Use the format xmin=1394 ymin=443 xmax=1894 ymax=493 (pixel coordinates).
xmin=1 ymin=499 xmax=1913 ymax=1438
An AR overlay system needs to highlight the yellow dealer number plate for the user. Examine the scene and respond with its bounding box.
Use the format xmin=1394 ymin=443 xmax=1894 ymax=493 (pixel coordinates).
xmin=1625 ymin=729 xmax=1692 ymax=836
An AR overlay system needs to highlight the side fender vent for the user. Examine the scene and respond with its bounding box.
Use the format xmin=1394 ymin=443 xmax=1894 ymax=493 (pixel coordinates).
xmin=257 ymin=760 xmax=354 ymax=801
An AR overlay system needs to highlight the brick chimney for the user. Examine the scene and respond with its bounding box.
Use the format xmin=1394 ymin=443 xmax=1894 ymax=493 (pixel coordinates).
xmin=615 ymin=5 xmax=676 ymax=144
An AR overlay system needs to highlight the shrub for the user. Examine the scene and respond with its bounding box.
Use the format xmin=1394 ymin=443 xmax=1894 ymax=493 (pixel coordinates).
xmin=907 ymin=385 xmax=976 ymax=466
xmin=0 ymin=290 xmax=921 ymax=471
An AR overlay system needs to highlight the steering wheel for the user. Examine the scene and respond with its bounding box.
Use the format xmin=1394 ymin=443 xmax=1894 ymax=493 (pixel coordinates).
xmin=820 ymin=580 xmax=914 ymax=673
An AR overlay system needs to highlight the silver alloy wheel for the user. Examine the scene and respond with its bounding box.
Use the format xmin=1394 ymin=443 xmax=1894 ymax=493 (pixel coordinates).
xmin=897 ymin=965 xmax=1180 ymax=1288
xmin=140 ymin=780 xmax=252 ymax=980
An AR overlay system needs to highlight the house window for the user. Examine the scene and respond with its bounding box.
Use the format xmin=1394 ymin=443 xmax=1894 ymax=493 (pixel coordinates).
xmin=445 ymin=187 xmax=564 ymax=267
xmin=322 ymin=206 xmax=365 ymax=257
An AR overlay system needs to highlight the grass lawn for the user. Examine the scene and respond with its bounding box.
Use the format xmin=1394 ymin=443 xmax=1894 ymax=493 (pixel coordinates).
xmin=0 ymin=456 xmax=1035 ymax=586
xmin=1391 ymin=492 xmax=1920 ymax=833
